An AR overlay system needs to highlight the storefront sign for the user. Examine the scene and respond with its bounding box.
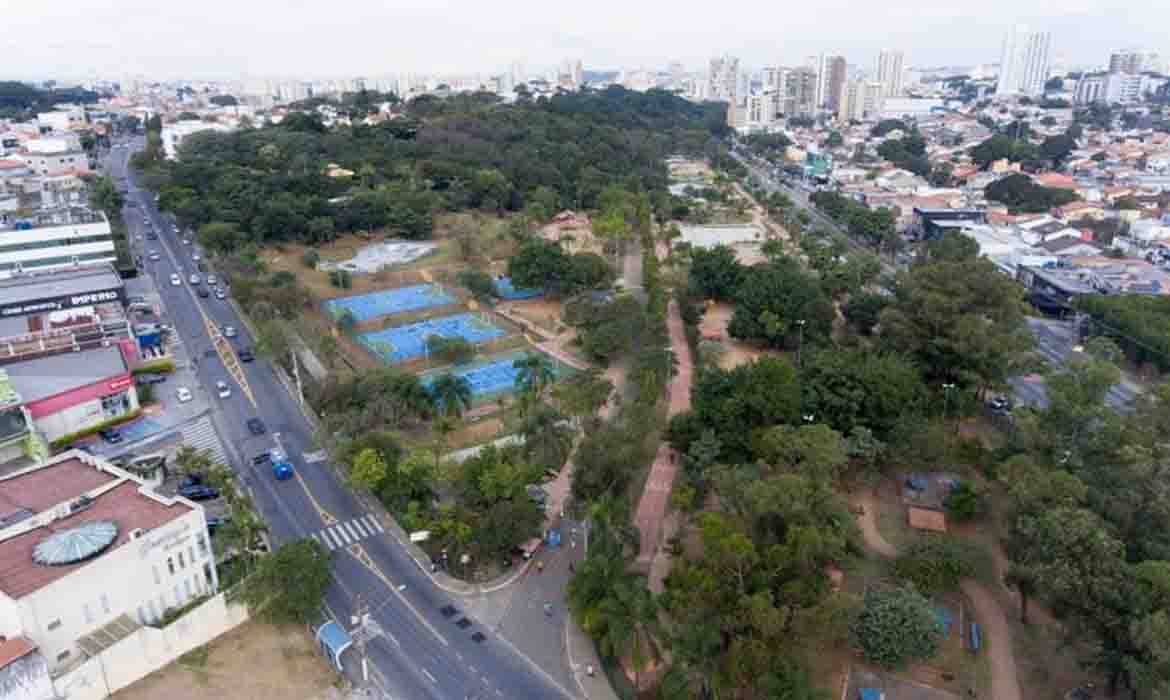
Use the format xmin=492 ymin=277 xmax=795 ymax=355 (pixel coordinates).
xmin=0 ymin=286 xmax=124 ymax=318
xmin=108 ymin=376 xmax=132 ymax=391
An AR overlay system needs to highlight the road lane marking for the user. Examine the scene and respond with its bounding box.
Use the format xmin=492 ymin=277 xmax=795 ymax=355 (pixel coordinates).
xmin=421 ymin=668 xmax=436 ymax=684
xmin=334 ymin=525 xmax=352 ymax=545
xmin=351 ymin=519 xmax=369 ymax=538
xmin=342 ymin=521 xmax=360 ymax=540
xmin=367 ymin=515 xmax=385 ymax=533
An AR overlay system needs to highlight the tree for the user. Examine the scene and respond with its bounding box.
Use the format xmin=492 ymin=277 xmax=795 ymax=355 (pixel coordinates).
xmin=923 ymin=230 xmax=979 ymax=263
xmin=425 ymin=335 xmax=476 ymax=365
xmin=944 ymin=481 xmax=985 ymax=522
xmin=800 ymin=349 xmax=927 ymax=438
xmin=507 ymin=238 xmax=573 ymax=295
xmin=851 ymin=587 xmax=941 ymax=669
xmin=688 ymin=245 xmax=742 ymax=301
xmin=514 ymin=353 xmax=556 ymax=401
xmin=197 ymin=222 xmax=243 ymax=254
xmin=685 ymin=357 xmax=802 ymax=461
xmin=429 ymin=373 xmax=473 ymax=419
xmin=728 ymin=258 xmax=833 ymax=349
xmin=455 ymin=268 xmax=496 ymax=301
xmin=880 ymin=258 xmax=1034 ymax=392
xmin=449 ymin=214 xmax=482 ymax=261
xmin=349 ymin=447 xmax=388 ymax=490
xmin=969 ymin=135 xmax=1039 ymax=169
xmin=842 ymin=292 xmax=887 ymax=336
xmin=893 ymin=536 xmax=986 ymax=594
xmin=552 ymin=368 xmax=613 ymax=427
xmin=751 ymin=423 xmax=848 ymax=483
xmin=984 ymin=172 xmax=1078 ymax=213
xmin=240 ymin=539 xmax=331 ymax=623
xmin=1040 ymin=132 xmax=1078 ymax=165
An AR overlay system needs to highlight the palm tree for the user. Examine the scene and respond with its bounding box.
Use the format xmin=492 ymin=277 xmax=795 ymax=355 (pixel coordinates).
xmin=514 ymin=353 xmax=556 ymax=401
xmin=429 ymin=373 xmax=472 ymax=419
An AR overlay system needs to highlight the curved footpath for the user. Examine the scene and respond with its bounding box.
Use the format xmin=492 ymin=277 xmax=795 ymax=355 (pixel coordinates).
xmin=852 ymin=493 xmax=1022 ymax=700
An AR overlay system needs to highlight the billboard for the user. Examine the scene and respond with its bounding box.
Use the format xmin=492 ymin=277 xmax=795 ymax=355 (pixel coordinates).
xmin=0 ymin=287 xmax=125 ymax=318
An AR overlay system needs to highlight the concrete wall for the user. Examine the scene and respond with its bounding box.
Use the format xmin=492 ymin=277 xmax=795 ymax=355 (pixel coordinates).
xmin=52 ymin=592 xmax=248 ymax=700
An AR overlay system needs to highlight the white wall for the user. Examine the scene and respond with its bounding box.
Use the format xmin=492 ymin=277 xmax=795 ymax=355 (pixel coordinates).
xmin=52 ymin=592 xmax=248 ymax=700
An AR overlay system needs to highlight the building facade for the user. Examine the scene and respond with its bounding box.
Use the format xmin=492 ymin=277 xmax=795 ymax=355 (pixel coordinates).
xmin=1109 ymin=49 xmax=1161 ymax=74
xmin=996 ymin=26 xmax=1052 ymax=96
xmin=875 ymin=50 xmax=905 ymax=98
xmin=707 ymin=55 xmax=740 ymax=103
xmin=0 ymin=209 xmax=114 ymax=278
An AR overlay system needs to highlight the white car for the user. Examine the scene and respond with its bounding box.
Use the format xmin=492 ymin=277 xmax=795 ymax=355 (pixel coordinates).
xmin=206 ymin=274 xmax=217 ymax=286
xmin=169 ymin=273 xmax=181 ymax=286
xmin=175 ymin=387 xmax=193 ymax=403
xmin=192 ymin=253 xmax=201 ymax=262
xmin=215 ymin=380 xmax=231 ymax=399
xmin=214 ymin=288 xmax=227 ymax=300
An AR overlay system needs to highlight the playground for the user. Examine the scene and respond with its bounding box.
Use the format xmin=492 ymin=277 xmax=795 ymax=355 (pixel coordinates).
xmin=357 ymin=313 xmax=505 ymax=364
xmin=420 ymin=350 xmax=569 ymax=400
xmin=324 ymin=284 xmax=454 ymax=323
xmin=494 ymin=275 xmax=543 ymax=301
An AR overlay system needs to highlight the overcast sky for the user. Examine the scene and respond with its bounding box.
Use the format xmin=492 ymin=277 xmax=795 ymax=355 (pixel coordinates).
xmin=5 ymin=0 xmax=1168 ymax=80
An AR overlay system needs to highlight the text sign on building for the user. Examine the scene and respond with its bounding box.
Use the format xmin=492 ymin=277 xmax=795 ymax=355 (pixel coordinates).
xmin=0 ymin=287 xmax=124 ymax=318
xmin=108 ymin=376 xmax=132 ymax=392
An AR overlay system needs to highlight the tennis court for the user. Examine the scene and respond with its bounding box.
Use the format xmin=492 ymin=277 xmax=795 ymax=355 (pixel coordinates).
xmin=422 ymin=350 xmax=567 ymax=398
xmin=358 ymin=313 xmax=505 ymax=363
xmin=494 ymin=276 xmax=543 ymax=301
xmin=324 ymin=284 xmax=454 ymax=323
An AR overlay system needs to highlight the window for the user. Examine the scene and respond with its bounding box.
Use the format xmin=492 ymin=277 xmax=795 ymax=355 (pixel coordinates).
xmin=152 ymin=565 xmax=160 ymax=585
xmin=189 ymin=546 xmax=196 ymax=565
xmin=203 ymin=563 xmax=214 ymax=590
xmin=137 ymin=606 xmax=147 ymax=624
xmin=82 ymin=604 xmax=93 ymax=624
xmin=178 ymin=552 xmax=185 ymax=569
xmin=47 ymin=619 xmax=61 ymax=631
xmin=196 ymin=535 xmax=207 ymax=557
xmin=167 ymin=557 xmax=174 ymax=575
xmin=184 ymin=578 xmax=192 ymax=598
xmin=100 ymin=593 xmax=110 ymax=615
xmin=56 ymin=650 xmax=70 ymax=663
xmin=174 ymin=584 xmax=182 ymax=605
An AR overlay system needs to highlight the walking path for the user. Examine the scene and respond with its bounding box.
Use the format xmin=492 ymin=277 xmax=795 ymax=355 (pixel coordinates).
xmin=851 ymin=493 xmax=1022 ymax=700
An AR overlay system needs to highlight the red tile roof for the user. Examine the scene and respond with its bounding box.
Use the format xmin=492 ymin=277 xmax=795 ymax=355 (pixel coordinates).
xmin=0 ymin=458 xmax=114 ymax=516
xmin=0 ymin=638 xmax=35 ymax=670
xmin=0 ymin=481 xmax=191 ymax=598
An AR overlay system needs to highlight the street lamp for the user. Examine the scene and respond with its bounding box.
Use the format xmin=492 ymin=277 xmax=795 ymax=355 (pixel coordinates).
xmin=795 ymin=319 xmax=806 ymax=368
xmin=942 ymin=383 xmax=957 ymax=434
xmin=802 ymin=414 xmax=815 ymax=424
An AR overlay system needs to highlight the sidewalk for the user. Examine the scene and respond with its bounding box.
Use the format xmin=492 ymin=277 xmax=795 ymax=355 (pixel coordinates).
xmin=566 ymin=617 xmax=622 ymax=700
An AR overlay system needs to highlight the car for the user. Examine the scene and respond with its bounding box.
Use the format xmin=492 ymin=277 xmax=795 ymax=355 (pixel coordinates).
xmin=146 ymin=231 xmax=158 ymax=240
xmin=98 ymin=428 xmax=123 ymax=444
xmin=169 ymin=273 xmax=181 ymax=286
xmin=237 ymin=347 xmax=255 ymax=362
xmin=196 ymin=287 xmax=210 ymax=298
xmin=222 ymin=325 xmax=237 ymax=338
xmin=148 ymin=250 xmax=161 ymax=261
xmin=216 ymin=380 xmax=231 ymax=399
xmin=192 ymin=252 xmax=201 ymax=262
xmin=206 ymin=274 xmax=217 ymax=286
xmin=180 ymin=473 xmax=205 ymax=489
xmin=188 ymin=273 xmax=201 ymax=285
xmin=205 ymin=515 xmax=232 ymax=534
xmin=246 ymin=418 xmax=266 ymax=435
xmin=252 ymin=452 xmax=273 ymax=466
xmin=175 ymin=387 xmax=193 ymax=403
xmin=214 ymin=288 xmax=227 ymax=300
xmin=181 ymin=238 xmax=191 ymax=245
xmin=134 ymin=373 xmax=167 ymax=387
xmin=178 ymin=484 xmax=220 ymax=501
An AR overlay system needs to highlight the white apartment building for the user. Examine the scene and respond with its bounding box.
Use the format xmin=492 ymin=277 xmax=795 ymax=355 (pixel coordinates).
xmin=840 ymin=81 xmax=885 ymax=121
xmin=1075 ymin=72 xmax=1147 ymax=105
xmin=20 ymin=138 xmax=89 ymax=177
xmin=996 ymin=26 xmax=1052 ymax=96
xmin=875 ymin=50 xmax=905 ymax=98
xmin=35 ymin=110 xmax=85 ymax=134
xmin=708 ymin=55 xmax=740 ymax=103
xmin=1109 ymin=49 xmax=1161 ymax=75
xmin=0 ymin=452 xmax=217 ymax=672
xmin=160 ymin=120 xmax=233 ymax=160
xmin=0 ymin=208 xmax=115 ymax=278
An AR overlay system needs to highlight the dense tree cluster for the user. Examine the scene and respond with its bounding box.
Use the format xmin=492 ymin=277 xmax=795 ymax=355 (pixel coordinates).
xmin=876 ymin=130 xmax=930 ymax=176
xmin=984 ymin=172 xmax=1079 ymax=213
xmin=150 ymin=87 xmax=720 ymax=247
xmin=1077 ymin=294 xmax=1170 ymax=372
xmin=0 ymin=81 xmax=99 ymax=119
xmin=809 ymin=190 xmax=901 ymax=255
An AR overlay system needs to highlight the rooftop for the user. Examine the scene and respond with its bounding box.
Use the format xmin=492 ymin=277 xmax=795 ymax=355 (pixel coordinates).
xmin=0 ymin=263 xmax=122 ymax=311
xmin=0 ymin=207 xmax=106 ymax=233
xmin=5 ymin=344 xmax=128 ymax=404
xmin=0 ymin=637 xmax=35 ymax=671
xmin=0 ymin=455 xmax=192 ymax=599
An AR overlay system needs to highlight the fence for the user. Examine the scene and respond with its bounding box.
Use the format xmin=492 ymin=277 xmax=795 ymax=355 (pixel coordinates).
xmin=52 ymin=592 xmax=248 ymax=700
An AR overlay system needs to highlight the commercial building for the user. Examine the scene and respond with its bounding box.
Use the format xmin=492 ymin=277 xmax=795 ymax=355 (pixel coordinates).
xmin=160 ymin=120 xmax=233 ymax=160
xmin=707 ymin=55 xmax=740 ymax=103
xmin=0 ymin=452 xmax=217 ymax=672
xmin=0 ymin=208 xmax=115 ymax=278
xmin=996 ymin=25 xmax=1052 ymax=97
xmin=875 ymin=50 xmax=905 ymax=98
xmin=1109 ymin=48 xmax=1161 ymax=75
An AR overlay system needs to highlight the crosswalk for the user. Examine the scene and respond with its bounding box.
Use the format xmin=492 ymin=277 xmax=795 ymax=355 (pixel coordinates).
xmin=310 ymin=514 xmax=385 ymax=551
xmin=180 ymin=416 xmax=229 ymax=466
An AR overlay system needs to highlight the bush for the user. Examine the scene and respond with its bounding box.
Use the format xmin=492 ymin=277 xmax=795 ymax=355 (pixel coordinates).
xmin=336 ymin=309 xmax=357 ymax=335
xmin=50 ymin=409 xmax=144 ymax=449
xmin=892 ymin=536 xmax=988 ymax=594
xmin=301 ymin=250 xmax=320 ymax=268
xmin=425 ymin=335 xmax=476 ymax=364
xmin=328 ymin=269 xmax=352 ymax=289
xmin=851 ymin=586 xmax=941 ymax=669
xmin=944 ymin=481 xmax=985 ymax=522
xmin=137 ymin=383 xmax=156 ymax=405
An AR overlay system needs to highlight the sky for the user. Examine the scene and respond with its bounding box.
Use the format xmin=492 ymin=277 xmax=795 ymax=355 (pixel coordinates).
xmin=5 ymin=0 xmax=1169 ymax=80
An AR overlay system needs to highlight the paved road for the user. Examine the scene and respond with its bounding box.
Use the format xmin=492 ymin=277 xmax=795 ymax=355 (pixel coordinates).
xmin=110 ymin=139 xmax=576 ymax=700
xmin=1008 ymin=316 xmax=1140 ymax=411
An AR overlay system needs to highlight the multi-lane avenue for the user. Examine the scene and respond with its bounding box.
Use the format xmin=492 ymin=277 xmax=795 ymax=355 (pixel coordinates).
xmin=109 ymin=137 xmax=574 ymax=700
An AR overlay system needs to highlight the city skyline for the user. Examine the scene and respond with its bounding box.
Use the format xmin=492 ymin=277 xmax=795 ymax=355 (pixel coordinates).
xmin=5 ymin=0 xmax=1170 ymax=81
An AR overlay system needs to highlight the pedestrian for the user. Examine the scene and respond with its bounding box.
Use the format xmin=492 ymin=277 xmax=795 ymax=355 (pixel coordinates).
xmin=569 ymin=562 xmax=575 ymax=573
xmin=544 ymin=602 xmax=552 ymax=616
xmin=586 ymin=665 xmax=595 ymax=678
xmin=536 ymin=560 xmax=544 ymax=574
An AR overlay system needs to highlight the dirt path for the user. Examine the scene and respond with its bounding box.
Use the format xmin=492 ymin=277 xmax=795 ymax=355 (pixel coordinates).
xmin=851 ymin=493 xmax=1022 ymax=700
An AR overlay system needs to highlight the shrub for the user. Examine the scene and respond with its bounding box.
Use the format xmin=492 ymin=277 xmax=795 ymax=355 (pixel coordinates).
xmin=851 ymin=586 xmax=940 ymax=669
xmin=301 ymin=250 xmax=320 ymax=269
xmin=892 ymin=536 xmax=988 ymax=594
xmin=945 ymin=481 xmax=986 ymax=522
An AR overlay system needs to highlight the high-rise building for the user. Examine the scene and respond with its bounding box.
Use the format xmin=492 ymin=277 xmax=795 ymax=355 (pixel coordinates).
xmin=996 ymin=26 xmax=1052 ymax=96
xmin=875 ymin=50 xmax=905 ymax=97
xmin=1109 ymin=49 xmax=1160 ymax=74
xmin=786 ymin=67 xmax=818 ymax=117
xmin=813 ymin=55 xmax=847 ymax=111
xmin=708 ymin=55 xmax=740 ymax=102
xmin=840 ymin=80 xmax=885 ymax=121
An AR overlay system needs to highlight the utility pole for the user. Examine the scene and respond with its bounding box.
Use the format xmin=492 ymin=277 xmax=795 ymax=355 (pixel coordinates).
xmin=352 ymin=593 xmax=370 ymax=684
xmin=290 ymin=347 xmax=304 ymax=409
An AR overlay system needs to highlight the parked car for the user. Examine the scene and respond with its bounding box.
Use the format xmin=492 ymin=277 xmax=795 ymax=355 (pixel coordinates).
xmin=181 ymin=238 xmax=191 ymax=245
xmin=175 ymin=386 xmax=193 ymax=402
xmin=98 ymin=428 xmax=123 ymax=444
xmin=169 ymin=273 xmax=181 ymax=286
xmin=188 ymin=273 xmax=200 ymax=285
xmin=214 ymin=288 xmax=227 ymax=300
xmin=215 ymin=380 xmax=231 ymax=399
xmin=205 ymin=515 xmax=231 ymax=534
xmin=223 ymin=325 xmax=237 ymax=338
xmin=196 ymin=287 xmax=210 ymax=298
xmin=134 ymin=373 xmax=167 ymax=386
xmin=237 ymin=347 xmax=255 ymax=362
xmin=178 ymin=483 xmax=220 ymax=501
xmin=206 ymin=274 xmax=217 ymax=286
xmin=148 ymin=251 xmax=161 ymax=261
xmin=246 ymin=417 xmax=266 ymax=435
xmin=192 ymin=252 xmax=201 ymax=263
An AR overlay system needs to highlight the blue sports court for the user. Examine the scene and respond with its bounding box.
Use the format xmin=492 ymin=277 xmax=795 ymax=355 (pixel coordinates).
xmin=494 ymin=276 xmax=543 ymax=301
xmin=324 ymin=284 xmax=454 ymax=323
xmin=422 ymin=351 xmax=567 ymax=398
xmin=358 ymin=313 xmax=505 ymax=363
